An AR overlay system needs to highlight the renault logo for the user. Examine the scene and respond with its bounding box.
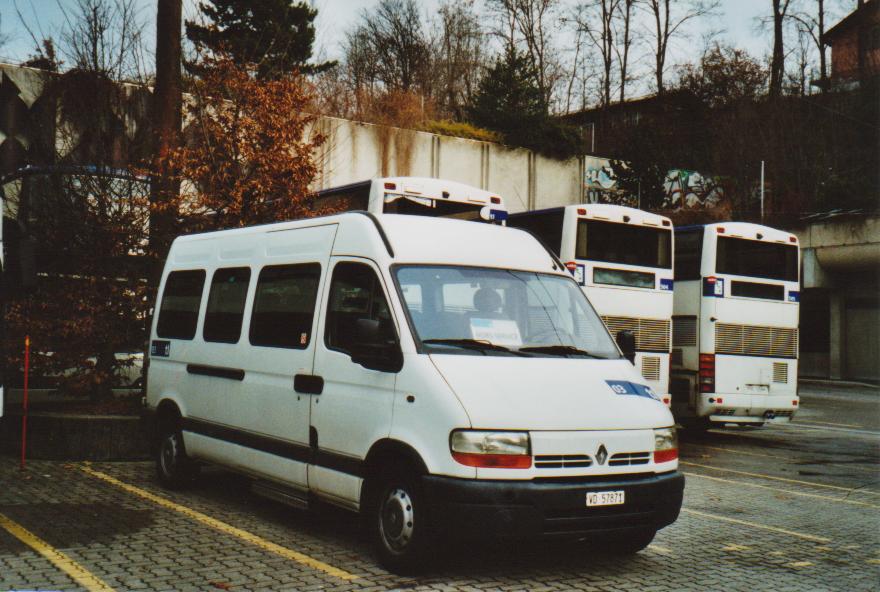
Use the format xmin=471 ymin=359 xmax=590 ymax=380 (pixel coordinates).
xmin=596 ymin=444 xmax=608 ymax=465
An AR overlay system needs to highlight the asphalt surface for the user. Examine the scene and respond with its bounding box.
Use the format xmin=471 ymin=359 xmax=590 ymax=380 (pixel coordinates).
xmin=1 ymin=381 xmax=878 ymax=591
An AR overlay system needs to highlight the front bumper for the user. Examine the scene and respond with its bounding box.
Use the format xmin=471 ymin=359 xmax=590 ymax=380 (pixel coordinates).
xmin=422 ymin=471 xmax=684 ymax=539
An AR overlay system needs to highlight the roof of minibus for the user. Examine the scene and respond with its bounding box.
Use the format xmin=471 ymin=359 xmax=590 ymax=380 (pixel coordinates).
xmin=676 ymin=221 xmax=797 ymax=243
xmin=169 ymin=213 xmax=563 ymax=274
xmin=381 ymin=176 xmax=505 ymax=208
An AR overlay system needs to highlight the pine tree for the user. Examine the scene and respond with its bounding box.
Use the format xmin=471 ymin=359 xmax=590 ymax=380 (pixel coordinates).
xmin=186 ymin=0 xmax=335 ymax=79
xmin=468 ymin=49 xmax=547 ymax=139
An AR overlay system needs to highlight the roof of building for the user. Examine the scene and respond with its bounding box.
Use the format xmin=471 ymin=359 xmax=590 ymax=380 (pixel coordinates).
xmin=822 ymin=0 xmax=878 ymax=45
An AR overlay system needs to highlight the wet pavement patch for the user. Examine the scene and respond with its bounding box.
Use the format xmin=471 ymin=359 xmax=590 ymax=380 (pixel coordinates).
xmin=0 ymin=503 xmax=155 ymax=550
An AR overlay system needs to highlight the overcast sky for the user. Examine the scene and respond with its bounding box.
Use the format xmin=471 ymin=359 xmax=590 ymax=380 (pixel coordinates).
xmin=0 ymin=0 xmax=852 ymax=77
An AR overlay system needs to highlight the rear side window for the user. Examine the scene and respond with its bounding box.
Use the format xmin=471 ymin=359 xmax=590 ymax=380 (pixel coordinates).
xmin=203 ymin=267 xmax=251 ymax=343
xmin=249 ymin=264 xmax=321 ymax=349
xmin=157 ymin=270 xmax=206 ymax=340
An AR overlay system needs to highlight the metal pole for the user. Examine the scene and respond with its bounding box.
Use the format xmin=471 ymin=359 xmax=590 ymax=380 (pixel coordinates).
xmin=20 ymin=335 xmax=29 ymax=471
xmin=760 ymin=160 xmax=765 ymax=223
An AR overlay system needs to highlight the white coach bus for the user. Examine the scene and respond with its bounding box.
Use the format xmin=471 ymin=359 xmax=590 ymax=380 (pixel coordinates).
xmin=671 ymin=222 xmax=800 ymax=428
xmin=509 ymin=205 xmax=674 ymax=406
xmin=312 ymin=177 xmax=508 ymax=224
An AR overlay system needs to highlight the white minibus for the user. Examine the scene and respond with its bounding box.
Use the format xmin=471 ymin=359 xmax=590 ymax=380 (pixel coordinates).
xmin=313 ymin=176 xmax=508 ymax=223
xmin=509 ymin=205 xmax=674 ymax=407
xmin=145 ymin=212 xmax=683 ymax=572
xmin=671 ymin=222 xmax=800 ymax=428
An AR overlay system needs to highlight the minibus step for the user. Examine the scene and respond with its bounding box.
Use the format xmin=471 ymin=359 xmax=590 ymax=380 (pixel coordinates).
xmin=251 ymin=481 xmax=310 ymax=510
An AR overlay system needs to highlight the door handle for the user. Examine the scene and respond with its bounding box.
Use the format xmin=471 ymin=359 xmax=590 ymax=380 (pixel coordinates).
xmin=294 ymin=374 xmax=324 ymax=395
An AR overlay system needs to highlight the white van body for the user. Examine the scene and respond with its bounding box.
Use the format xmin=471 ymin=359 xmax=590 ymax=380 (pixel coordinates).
xmin=146 ymin=212 xmax=682 ymax=571
xmin=509 ymin=205 xmax=674 ymax=407
xmin=313 ymin=177 xmax=508 ymax=224
xmin=671 ymin=222 xmax=800 ymax=427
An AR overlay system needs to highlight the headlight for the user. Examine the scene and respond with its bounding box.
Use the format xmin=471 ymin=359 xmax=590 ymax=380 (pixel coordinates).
xmin=450 ymin=430 xmax=531 ymax=469
xmin=653 ymin=427 xmax=678 ymax=463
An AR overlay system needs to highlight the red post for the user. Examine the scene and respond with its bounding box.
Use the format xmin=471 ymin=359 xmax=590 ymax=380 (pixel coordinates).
xmin=20 ymin=335 xmax=30 ymax=471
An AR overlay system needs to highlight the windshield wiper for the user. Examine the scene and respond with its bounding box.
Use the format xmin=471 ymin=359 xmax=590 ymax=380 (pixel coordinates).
xmin=422 ymin=338 xmax=520 ymax=355
xmin=518 ymin=345 xmax=609 ymax=359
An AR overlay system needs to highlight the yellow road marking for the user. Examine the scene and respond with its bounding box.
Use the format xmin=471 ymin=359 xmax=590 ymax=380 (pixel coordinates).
xmin=867 ymin=558 xmax=880 ymax=565
xmin=681 ymin=461 xmax=880 ymax=496
xmin=681 ymin=509 xmax=831 ymax=543
xmin=648 ymin=544 xmax=673 ymax=555
xmin=79 ymin=465 xmax=358 ymax=581
xmin=0 ymin=512 xmax=115 ymax=592
xmin=684 ymin=443 xmax=879 ymax=474
xmin=796 ymin=419 xmax=864 ymax=428
xmin=683 ymin=471 xmax=880 ymax=509
xmin=769 ymin=551 xmax=786 ymax=556
xmin=722 ymin=544 xmax=750 ymax=551
xmin=785 ymin=561 xmax=813 ymax=568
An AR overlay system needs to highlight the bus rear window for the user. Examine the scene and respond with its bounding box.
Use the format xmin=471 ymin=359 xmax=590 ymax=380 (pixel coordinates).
xmin=384 ymin=196 xmax=486 ymax=221
xmin=716 ymin=237 xmax=798 ymax=282
xmin=576 ymin=220 xmax=671 ymax=269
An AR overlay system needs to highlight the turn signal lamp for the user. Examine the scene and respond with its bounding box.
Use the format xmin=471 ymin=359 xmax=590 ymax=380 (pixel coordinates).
xmin=653 ymin=428 xmax=678 ymax=463
xmin=577 ymin=208 xmax=586 ymax=215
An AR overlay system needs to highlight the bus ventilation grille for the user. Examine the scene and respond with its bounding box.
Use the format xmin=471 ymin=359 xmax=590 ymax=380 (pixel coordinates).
xmin=772 ymin=362 xmax=789 ymax=384
xmin=641 ymin=356 xmax=661 ymax=381
xmin=714 ymin=323 xmax=798 ymax=359
xmin=601 ymin=316 xmax=671 ymax=352
xmin=673 ymin=316 xmax=697 ymax=347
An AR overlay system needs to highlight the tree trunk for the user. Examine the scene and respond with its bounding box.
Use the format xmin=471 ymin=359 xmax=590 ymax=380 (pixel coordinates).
xmin=770 ymin=0 xmax=787 ymax=99
xmin=818 ymin=0 xmax=827 ymax=90
xmin=150 ymin=0 xmax=182 ymax=279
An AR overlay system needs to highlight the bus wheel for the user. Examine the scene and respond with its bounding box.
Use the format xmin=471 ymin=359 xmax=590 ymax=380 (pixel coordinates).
xmin=603 ymin=528 xmax=656 ymax=555
xmin=368 ymin=470 xmax=429 ymax=574
xmin=155 ymin=424 xmax=199 ymax=489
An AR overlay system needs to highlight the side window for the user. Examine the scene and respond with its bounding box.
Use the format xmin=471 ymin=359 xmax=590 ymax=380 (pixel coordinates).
xmin=203 ymin=267 xmax=251 ymax=343
xmin=249 ymin=264 xmax=321 ymax=349
xmin=325 ymin=262 xmax=393 ymax=355
xmin=157 ymin=270 xmax=206 ymax=340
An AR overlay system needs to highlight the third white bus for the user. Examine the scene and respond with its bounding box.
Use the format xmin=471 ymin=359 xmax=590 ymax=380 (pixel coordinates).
xmin=671 ymin=222 xmax=800 ymax=428
xmin=509 ymin=205 xmax=674 ymax=406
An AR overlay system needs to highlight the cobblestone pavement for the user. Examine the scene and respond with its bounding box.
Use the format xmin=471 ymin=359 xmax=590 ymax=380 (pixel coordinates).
xmin=1 ymin=383 xmax=878 ymax=591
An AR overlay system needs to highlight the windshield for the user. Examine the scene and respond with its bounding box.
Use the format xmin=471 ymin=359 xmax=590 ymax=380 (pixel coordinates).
xmin=394 ymin=265 xmax=621 ymax=358
xmin=716 ymin=236 xmax=798 ymax=282
xmin=576 ymin=220 xmax=671 ymax=269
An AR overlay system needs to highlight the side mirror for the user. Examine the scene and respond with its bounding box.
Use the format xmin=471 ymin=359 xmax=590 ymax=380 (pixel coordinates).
xmin=350 ymin=318 xmax=403 ymax=373
xmin=19 ymin=235 xmax=37 ymax=292
xmin=616 ymin=329 xmax=636 ymax=365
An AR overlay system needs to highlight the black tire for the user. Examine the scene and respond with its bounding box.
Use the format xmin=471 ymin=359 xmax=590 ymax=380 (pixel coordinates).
xmin=367 ymin=470 xmax=430 ymax=574
xmin=601 ymin=528 xmax=656 ymax=555
xmin=155 ymin=422 xmax=199 ymax=489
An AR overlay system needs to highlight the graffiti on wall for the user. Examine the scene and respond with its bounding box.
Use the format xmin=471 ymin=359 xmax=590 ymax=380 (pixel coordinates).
xmin=584 ymin=158 xmax=727 ymax=209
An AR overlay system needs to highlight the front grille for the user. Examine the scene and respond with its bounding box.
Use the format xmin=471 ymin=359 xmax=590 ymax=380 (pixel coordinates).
xmin=641 ymin=356 xmax=661 ymax=381
xmin=534 ymin=454 xmax=592 ymax=469
xmin=602 ymin=316 xmax=671 ymax=352
xmin=608 ymin=452 xmax=651 ymax=466
xmin=715 ymin=323 xmax=798 ymax=358
xmin=773 ymin=362 xmax=789 ymax=383
xmin=673 ymin=316 xmax=697 ymax=347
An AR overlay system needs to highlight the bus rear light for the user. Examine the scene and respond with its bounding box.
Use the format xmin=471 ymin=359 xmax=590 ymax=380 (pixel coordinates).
xmin=792 ymin=400 xmax=798 ymax=406
xmin=490 ymin=196 xmax=501 ymax=204
xmin=699 ymin=354 xmax=715 ymax=393
xmin=789 ymin=236 xmax=797 ymax=243
xmin=662 ymin=397 xmax=670 ymax=406
xmin=565 ymin=261 xmax=578 ymax=272
xmin=384 ymin=182 xmax=397 ymax=190
xmin=662 ymin=220 xmax=670 ymax=226
xmin=577 ymin=208 xmax=586 ymax=215
xmin=716 ymin=227 xmax=725 ymax=234
xmin=715 ymin=397 xmax=723 ymax=404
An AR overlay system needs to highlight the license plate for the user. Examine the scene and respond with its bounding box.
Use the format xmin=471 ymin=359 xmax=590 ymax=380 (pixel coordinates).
xmin=746 ymin=384 xmax=769 ymax=394
xmin=586 ymin=490 xmax=625 ymax=507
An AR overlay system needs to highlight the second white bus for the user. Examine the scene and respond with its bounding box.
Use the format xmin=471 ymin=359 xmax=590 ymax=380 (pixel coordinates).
xmin=671 ymin=222 xmax=800 ymax=428
xmin=509 ymin=205 xmax=674 ymax=406
xmin=313 ymin=177 xmax=508 ymax=224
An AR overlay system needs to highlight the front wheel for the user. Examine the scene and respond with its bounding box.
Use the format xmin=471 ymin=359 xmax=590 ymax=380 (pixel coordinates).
xmin=368 ymin=471 xmax=430 ymax=574
xmin=155 ymin=424 xmax=199 ymax=489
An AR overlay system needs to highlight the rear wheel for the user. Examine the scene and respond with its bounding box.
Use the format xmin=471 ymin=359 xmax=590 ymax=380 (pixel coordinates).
xmin=367 ymin=470 xmax=430 ymax=574
xmin=155 ymin=421 xmax=199 ymax=489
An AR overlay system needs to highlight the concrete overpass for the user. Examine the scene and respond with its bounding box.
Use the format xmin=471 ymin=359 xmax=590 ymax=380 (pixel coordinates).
xmin=793 ymin=213 xmax=880 ymax=382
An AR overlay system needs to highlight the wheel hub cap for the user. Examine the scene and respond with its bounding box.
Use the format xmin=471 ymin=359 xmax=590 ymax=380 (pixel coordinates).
xmin=380 ymin=487 xmax=414 ymax=553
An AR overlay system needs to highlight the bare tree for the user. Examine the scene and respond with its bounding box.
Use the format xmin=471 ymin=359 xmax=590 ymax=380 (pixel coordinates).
xmin=573 ymin=0 xmax=619 ymax=108
xmin=487 ymin=0 xmax=563 ymax=109
xmin=787 ymin=0 xmax=840 ymax=91
xmin=770 ymin=0 xmax=794 ymax=99
xmin=642 ymin=0 xmax=720 ymax=95
xmin=56 ymin=0 xmax=149 ymax=81
xmin=433 ymin=0 xmax=487 ymax=119
xmin=614 ymin=0 xmax=635 ymax=102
